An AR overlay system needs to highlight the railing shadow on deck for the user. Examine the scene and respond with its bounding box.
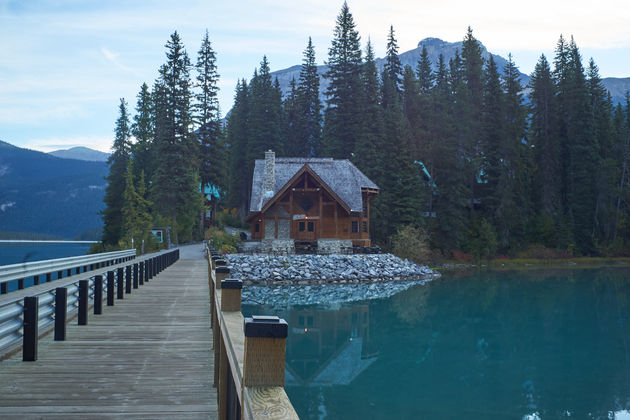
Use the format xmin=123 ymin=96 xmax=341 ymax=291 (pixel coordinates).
xmin=0 ymin=249 xmax=179 ymax=360
xmin=206 ymin=242 xmax=299 ymax=420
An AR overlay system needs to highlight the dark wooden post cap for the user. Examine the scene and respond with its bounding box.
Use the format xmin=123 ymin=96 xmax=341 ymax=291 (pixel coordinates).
xmin=214 ymin=259 xmax=227 ymax=266
xmin=221 ymin=278 xmax=242 ymax=289
xmin=244 ymin=316 xmax=288 ymax=338
xmin=215 ymin=266 xmax=230 ymax=274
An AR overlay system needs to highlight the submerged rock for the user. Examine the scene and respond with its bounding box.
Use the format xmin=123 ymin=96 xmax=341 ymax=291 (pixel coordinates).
xmin=241 ymin=278 xmax=433 ymax=306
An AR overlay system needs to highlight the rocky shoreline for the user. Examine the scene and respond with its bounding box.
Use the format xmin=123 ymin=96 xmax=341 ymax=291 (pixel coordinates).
xmin=225 ymin=253 xmax=439 ymax=285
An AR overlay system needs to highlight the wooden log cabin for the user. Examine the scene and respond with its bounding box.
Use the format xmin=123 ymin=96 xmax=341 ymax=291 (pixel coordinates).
xmin=246 ymin=150 xmax=379 ymax=253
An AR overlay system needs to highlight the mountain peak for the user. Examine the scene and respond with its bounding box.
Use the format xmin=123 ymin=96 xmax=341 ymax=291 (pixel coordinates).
xmin=417 ymin=37 xmax=449 ymax=48
xmin=49 ymin=146 xmax=109 ymax=162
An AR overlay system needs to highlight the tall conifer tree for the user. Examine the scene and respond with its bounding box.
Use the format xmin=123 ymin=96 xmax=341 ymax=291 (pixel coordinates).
xmin=529 ymin=54 xmax=560 ymax=227
xmin=322 ymin=1 xmax=363 ymax=158
xmin=131 ymin=83 xmax=154 ymax=192
xmin=227 ymin=80 xmax=251 ymax=214
xmin=195 ymin=30 xmax=226 ymax=195
xmin=152 ymin=31 xmax=202 ymax=243
xmin=297 ymin=37 xmax=322 ymax=156
xmin=102 ymin=98 xmax=131 ymax=246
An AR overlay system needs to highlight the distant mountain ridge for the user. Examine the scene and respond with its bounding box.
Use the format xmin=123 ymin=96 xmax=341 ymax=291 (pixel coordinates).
xmin=0 ymin=140 xmax=107 ymax=239
xmin=49 ymin=146 xmax=109 ymax=162
xmin=270 ymin=37 xmax=629 ymax=105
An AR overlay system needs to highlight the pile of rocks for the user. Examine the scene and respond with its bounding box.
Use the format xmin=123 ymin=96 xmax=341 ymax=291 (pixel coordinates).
xmin=225 ymin=253 xmax=437 ymax=285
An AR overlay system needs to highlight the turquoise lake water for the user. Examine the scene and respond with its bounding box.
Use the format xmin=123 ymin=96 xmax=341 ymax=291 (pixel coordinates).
xmin=0 ymin=243 xmax=92 ymax=267
xmin=243 ymin=268 xmax=630 ymax=419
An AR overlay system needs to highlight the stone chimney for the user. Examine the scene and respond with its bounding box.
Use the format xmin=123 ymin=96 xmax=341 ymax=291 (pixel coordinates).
xmin=263 ymin=150 xmax=275 ymax=197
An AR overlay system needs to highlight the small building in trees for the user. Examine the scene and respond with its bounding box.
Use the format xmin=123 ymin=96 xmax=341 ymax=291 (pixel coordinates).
xmin=246 ymin=150 xmax=379 ymax=253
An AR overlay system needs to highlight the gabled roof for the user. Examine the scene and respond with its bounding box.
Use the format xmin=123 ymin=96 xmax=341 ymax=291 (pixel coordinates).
xmin=249 ymin=157 xmax=379 ymax=213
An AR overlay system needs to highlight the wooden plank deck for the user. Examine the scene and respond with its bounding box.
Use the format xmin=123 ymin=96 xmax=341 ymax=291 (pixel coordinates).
xmin=0 ymin=256 xmax=217 ymax=419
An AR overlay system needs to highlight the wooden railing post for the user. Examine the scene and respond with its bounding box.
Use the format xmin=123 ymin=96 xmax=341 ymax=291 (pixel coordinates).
xmin=215 ymin=265 xmax=230 ymax=289
xmin=78 ymin=279 xmax=88 ymax=325
xmin=221 ymin=279 xmax=242 ymax=312
xmin=107 ymin=271 xmax=115 ymax=306
xmin=242 ymin=316 xmax=288 ymax=388
xmin=94 ymin=275 xmax=103 ymax=315
xmin=23 ymin=296 xmax=39 ymax=361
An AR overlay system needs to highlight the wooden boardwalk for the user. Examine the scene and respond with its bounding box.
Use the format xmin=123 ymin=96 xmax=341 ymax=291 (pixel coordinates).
xmin=0 ymin=254 xmax=217 ymax=419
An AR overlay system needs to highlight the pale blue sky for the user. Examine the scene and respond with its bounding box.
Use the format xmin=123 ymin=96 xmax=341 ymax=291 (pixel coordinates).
xmin=1 ymin=0 xmax=629 ymax=152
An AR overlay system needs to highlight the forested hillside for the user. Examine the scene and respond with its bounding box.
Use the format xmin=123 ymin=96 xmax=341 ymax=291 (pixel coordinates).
xmin=0 ymin=140 xmax=107 ymax=239
xmin=224 ymin=5 xmax=630 ymax=258
xmin=102 ymin=3 xmax=630 ymax=258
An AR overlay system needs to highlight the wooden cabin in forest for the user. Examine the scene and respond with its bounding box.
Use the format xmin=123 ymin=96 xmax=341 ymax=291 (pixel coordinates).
xmin=246 ymin=150 xmax=379 ymax=253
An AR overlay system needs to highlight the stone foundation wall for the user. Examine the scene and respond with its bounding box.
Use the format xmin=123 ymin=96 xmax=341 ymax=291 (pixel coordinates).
xmin=317 ymin=239 xmax=353 ymax=254
xmin=261 ymin=239 xmax=295 ymax=254
xmin=278 ymin=219 xmax=290 ymax=239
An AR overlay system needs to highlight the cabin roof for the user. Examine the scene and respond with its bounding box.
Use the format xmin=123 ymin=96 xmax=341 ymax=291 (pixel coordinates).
xmin=249 ymin=157 xmax=379 ymax=213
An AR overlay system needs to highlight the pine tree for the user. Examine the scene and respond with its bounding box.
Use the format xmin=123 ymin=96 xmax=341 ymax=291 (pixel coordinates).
xmin=284 ymin=78 xmax=302 ymax=156
xmin=195 ymin=30 xmax=227 ymax=195
xmin=587 ymin=58 xmax=616 ymax=244
xmin=564 ymin=37 xmax=598 ymax=253
xmin=353 ymin=39 xmax=384 ymax=183
xmin=322 ymin=1 xmax=364 ymax=158
xmin=430 ymin=53 xmax=469 ymax=252
xmin=460 ymin=28 xmax=485 ymax=222
xmin=500 ymin=54 xmax=529 ymax=249
xmin=296 ymin=37 xmax=322 ymax=156
xmin=247 ymin=56 xmax=285 ymax=164
xmin=131 ymin=83 xmax=154 ymax=192
xmin=612 ymin=95 xmax=630 ymax=244
xmin=384 ymin=25 xmax=403 ymax=91
xmin=227 ymin=79 xmax=251 ymax=214
xmin=151 ymin=31 xmax=202 ymax=243
xmin=379 ymin=27 xmax=419 ymax=240
xmin=481 ymin=55 xmax=505 ymax=217
xmin=102 ymin=98 xmax=131 ymax=246
xmin=122 ymin=159 xmax=152 ymax=249
xmin=416 ymin=45 xmax=434 ymax=92
xmin=529 ymin=54 xmax=560 ymax=227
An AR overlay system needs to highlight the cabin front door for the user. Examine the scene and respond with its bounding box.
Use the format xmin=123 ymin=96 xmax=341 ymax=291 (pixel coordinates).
xmin=294 ymin=219 xmax=317 ymax=241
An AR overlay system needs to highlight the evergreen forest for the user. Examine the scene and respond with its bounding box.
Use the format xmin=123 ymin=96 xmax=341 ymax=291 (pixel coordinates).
xmin=101 ymin=3 xmax=630 ymax=259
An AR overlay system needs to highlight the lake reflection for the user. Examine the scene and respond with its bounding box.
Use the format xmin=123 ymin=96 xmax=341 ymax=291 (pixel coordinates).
xmin=244 ymin=268 xmax=630 ymax=419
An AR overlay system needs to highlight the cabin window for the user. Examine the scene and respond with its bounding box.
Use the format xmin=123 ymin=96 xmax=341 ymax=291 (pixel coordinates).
xmin=351 ymin=221 xmax=359 ymax=233
xmin=307 ymin=221 xmax=314 ymax=232
xmin=362 ymin=221 xmax=367 ymax=233
xmin=299 ymin=222 xmax=305 ymax=232
xmin=255 ymin=223 xmax=260 ymax=233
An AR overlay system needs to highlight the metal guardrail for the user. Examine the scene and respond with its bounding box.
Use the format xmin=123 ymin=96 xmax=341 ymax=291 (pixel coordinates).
xmin=0 ymin=249 xmax=137 ymax=294
xmin=0 ymin=249 xmax=179 ymax=358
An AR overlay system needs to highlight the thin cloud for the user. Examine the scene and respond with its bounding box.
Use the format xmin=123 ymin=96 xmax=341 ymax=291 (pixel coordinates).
xmin=101 ymin=47 xmax=140 ymax=75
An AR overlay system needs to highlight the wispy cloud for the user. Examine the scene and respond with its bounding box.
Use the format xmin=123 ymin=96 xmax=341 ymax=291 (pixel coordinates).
xmin=100 ymin=47 xmax=140 ymax=75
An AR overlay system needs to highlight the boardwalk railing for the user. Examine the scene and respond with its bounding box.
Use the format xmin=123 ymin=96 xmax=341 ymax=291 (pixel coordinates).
xmin=206 ymin=242 xmax=299 ymax=420
xmin=0 ymin=249 xmax=179 ymax=359
xmin=0 ymin=249 xmax=137 ymax=294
